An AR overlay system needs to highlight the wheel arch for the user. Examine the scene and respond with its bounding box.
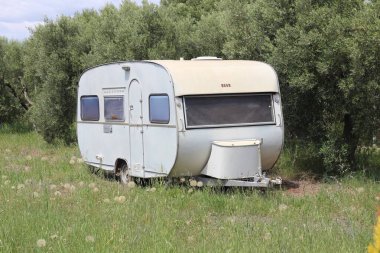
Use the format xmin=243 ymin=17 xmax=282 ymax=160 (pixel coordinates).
xmin=115 ymin=158 xmax=128 ymax=174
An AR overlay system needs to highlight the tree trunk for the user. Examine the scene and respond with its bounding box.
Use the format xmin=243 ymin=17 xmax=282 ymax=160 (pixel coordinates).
xmin=343 ymin=113 xmax=358 ymax=169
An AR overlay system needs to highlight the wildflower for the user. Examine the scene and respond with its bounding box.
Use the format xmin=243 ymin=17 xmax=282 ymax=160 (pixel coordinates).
xmin=33 ymin=192 xmax=39 ymax=198
xmin=103 ymin=198 xmax=110 ymax=203
xmin=92 ymin=187 xmax=99 ymax=193
xmin=24 ymin=179 xmax=32 ymax=185
xmin=50 ymin=234 xmax=59 ymax=240
xmin=5 ymin=148 xmax=11 ymax=153
xmin=49 ymin=184 xmax=57 ymax=190
xmin=54 ymin=191 xmax=62 ymax=197
xmin=78 ymin=181 xmax=85 ymax=187
xmin=264 ymin=232 xmax=271 ymax=240
xmin=36 ymin=239 xmax=46 ymax=247
xmin=188 ymin=188 xmax=194 ymax=193
xmin=41 ymin=156 xmax=48 ymax=161
xmin=71 ymin=156 xmax=77 ymax=161
xmin=279 ymin=204 xmax=288 ymax=211
xmin=180 ymin=178 xmax=186 ymax=183
xmin=69 ymin=160 xmax=75 ymax=165
xmin=63 ymin=183 xmax=71 ymax=190
xmin=357 ymin=187 xmax=365 ymax=193
xmin=114 ymin=196 xmax=126 ymax=203
xmin=4 ymin=180 xmax=10 ymax=185
xmin=127 ymin=181 xmax=136 ymax=188
xmin=17 ymin=184 xmax=25 ymax=190
xmin=196 ymin=181 xmax=204 ymax=188
xmin=85 ymin=235 xmax=95 ymax=243
xmin=189 ymin=180 xmax=197 ymax=187
xmin=24 ymin=166 xmax=31 ymax=172
xmin=88 ymin=183 xmax=96 ymax=189
xmin=77 ymin=158 xmax=84 ymax=163
xmin=26 ymin=155 xmax=32 ymax=161
xmin=1 ymin=175 xmax=7 ymax=180
xmin=146 ymin=187 xmax=156 ymax=192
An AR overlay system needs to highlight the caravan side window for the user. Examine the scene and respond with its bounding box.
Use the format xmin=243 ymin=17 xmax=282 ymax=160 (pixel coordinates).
xmin=104 ymin=96 xmax=125 ymax=121
xmin=81 ymin=96 xmax=99 ymax=121
xmin=149 ymin=94 xmax=170 ymax=124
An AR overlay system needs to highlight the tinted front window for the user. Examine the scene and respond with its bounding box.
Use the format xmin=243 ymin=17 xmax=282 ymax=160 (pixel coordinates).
xmin=185 ymin=94 xmax=273 ymax=127
xmin=104 ymin=96 xmax=124 ymax=121
xmin=81 ymin=96 xmax=99 ymax=121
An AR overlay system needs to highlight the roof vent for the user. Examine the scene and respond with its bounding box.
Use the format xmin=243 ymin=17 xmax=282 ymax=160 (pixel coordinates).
xmin=191 ymin=56 xmax=222 ymax=61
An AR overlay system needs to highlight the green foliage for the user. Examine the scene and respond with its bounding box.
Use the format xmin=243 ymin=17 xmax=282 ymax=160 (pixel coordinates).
xmin=270 ymin=0 xmax=380 ymax=174
xmin=25 ymin=17 xmax=80 ymax=144
xmin=0 ymin=37 xmax=28 ymax=124
xmin=1 ymin=0 xmax=378 ymax=174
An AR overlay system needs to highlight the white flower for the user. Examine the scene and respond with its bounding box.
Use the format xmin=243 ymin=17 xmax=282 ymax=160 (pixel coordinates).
xmin=33 ymin=192 xmax=39 ymax=198
xmin=88 ymin=183 xmax=96 ymax=189
xmin=189 ymin=180 xmax=197 ymax=187
xmin=196 ymin=181 xmax=203 ymax=187
xmin=69 ymin=160 xmax=75 ymax=165
xmin=114 ymin=196 xmax=126 ymax=203
xmin=279 ymin=204 xmax=288 ymax=211
xmin=17 ymin=184 xmax=25 ymax=190
xmin=54 ymin=191 xmax=62 ymax=197
xmin=92 ymin=187 xmax=99 ymax=193
xmin=36 ymin=239 xmax=46 ymax=247
xmin=127 ymin=181 xmax=136 ymax=188
xmin=85 ymin=235 xmax=95 ymax=243
xmin=49 ymin=184 xmax=57 ymax=190
xmin=356 ymin=187 xmax=365 ymax=193
xmin=50 ymin=234 xmax=59 ymax=240
xmin=26 ymin=155 xmax=32 ymax=160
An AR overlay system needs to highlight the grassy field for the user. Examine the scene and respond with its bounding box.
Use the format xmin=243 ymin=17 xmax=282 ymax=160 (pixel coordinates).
xmin=0 ymin=131 xmax=379 ymax=252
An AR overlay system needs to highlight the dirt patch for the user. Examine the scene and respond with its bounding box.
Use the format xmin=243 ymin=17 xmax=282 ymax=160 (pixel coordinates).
xmin=283 ymin=180 xmax=321 ymax=197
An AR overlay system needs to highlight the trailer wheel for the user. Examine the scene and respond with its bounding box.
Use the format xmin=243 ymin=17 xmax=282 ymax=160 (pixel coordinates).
xmin=119 ymin=163 xmax=131 ymax=185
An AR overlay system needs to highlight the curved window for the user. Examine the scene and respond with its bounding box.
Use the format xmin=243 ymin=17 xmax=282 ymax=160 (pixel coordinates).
xmin=80 ymin=96 xmax=99 ymax=121
xmin=104 ymin=96 xmax=125 ymax=121
xmin=149 ymin=94 xmax=170 ymax=124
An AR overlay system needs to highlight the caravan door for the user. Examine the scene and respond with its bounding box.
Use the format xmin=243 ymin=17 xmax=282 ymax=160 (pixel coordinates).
xmin=128 ymin=80 xmax=144 ymax=177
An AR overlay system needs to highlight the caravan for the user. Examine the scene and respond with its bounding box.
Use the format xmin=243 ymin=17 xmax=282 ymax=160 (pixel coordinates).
xmin=77 ymin=57 xmax=284 ymax=187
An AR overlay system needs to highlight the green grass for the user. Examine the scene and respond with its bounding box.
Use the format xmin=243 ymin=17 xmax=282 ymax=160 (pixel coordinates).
xmin=0 ymin=132 xmax=379 ymax=252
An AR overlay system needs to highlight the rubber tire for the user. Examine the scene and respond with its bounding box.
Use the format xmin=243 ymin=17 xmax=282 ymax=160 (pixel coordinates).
xmin=119 ymin=163 xmax=130 ymax=185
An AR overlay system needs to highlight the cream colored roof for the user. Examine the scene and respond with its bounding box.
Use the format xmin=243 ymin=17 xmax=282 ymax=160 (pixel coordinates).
xmin=150 ymin=60 xmax=279 ymax=96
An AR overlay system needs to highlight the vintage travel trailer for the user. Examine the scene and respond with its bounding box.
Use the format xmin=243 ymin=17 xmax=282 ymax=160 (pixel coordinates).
xmin=77 ymin=57 xmax=284 ymax=187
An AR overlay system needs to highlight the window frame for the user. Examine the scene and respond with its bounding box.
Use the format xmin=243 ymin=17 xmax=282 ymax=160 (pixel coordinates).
xmin=104 ymin=95 xmax=125 ymax=122
xmin=80 ymin=95 xmax=100 ymax=121
xmin=183 ymin=93 xmax=275 ymax=129
xmin=149 ymin=94 xmax=170 ymax=124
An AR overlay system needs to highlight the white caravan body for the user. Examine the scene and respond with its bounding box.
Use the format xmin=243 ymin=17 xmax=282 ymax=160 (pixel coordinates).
xmin=77 ymin=59 xmax=284 ymax=181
